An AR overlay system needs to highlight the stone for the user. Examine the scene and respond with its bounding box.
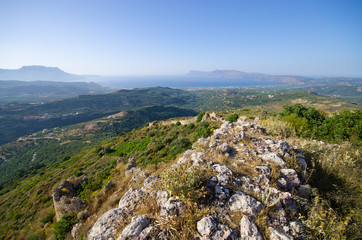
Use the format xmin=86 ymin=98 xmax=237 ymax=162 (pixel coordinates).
xmin=197 ymin=216 xmax=218 ymax=237
xmin=143 ymin=176 xmax=159 ymax=190
xmin=71 ymin=223 xmax=82 ymax=239
xmin=125 ymin=167 xmax=142 ymax=177
xmin=207 ymin=176 xmax=218 ymax=188
xmin=138 ymin=225 xmax=158 ymax=240
xmin=119 ymin=188 xmax=144 ymax=210
xmin=117 ymin=215 xmax=150 ymax=240
xmin=156 ymin=190 xmax=168 ymax=207
xmin=105 ymin=181 xmax=116 ymax=190
xmin=260 ymin=153 xmax=286 ymax=167
xmin=296 ymin=154 xmax=307 ymax=170
xmin=210 ymin=224 xmax=234 ymax=240
xmin=125 ymin=158 xmax=137 ymax=170
xmin=217 ymin=142 xmax=232 ymax=154
xmin=214 ymin=185 xmax=230 ymax=200
xmin=280 ymin=169 xmax=301 ymax=190
xmin=268 ymin=208 xmax=289 ymax=228
xmin=277 ymin=178 xmax=288 ymax=189
xmin=159 ymin=198 xmax=184 ymax=217
xmin=229 ymin=191 xmax=263 ymax=217
xmin=88 ymin=208 xmax=128 ymax=240
xmin=217 ymin=173 xmax=230 ymax=186
xmin=269 ymin=227 xmax=293 ymax=240
xmin=212 ymin=164 xmax=232 ymax=176
xmin=77 ymin=210 xmax=88 ymax=221
xmin=239 ymin=215 xmax=263 ymax=240
xmin=255 ymin=165 xmax=271 ymax=176
xmin=298 ymin=184 xmax=312 ymax=199
xmin=52 ymin=177 xmax=88 ymax=220
xmin=289 ymin=220 xmax=304 ymax=238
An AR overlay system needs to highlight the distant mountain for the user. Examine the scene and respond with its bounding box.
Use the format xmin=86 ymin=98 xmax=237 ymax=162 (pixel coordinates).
xmin=0 ymin=65 xmax=87 ymax=81
xmin=187 ymin=70 xmax=313 ymax=85
xmin=0 ymin=80 xmax=113 ymax=105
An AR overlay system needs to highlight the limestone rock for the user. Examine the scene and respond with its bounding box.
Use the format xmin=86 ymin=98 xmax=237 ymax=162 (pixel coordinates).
xmin=156 ymin=190 xmax=168 ymax=207
xmin=212 ymin=164 xmax=232 ymax=176
xmin=269 ymin=227 xmax=294 ymax=240
xmin=197 ymin=216 xmax=218 ymax=237
xmin=117 ymin=215 xmax=150 ymax=240
xmin=119 ymin=188 xmax=144 ymax=210
xmin=210 ymin=224 xmax=235 ymax=240
xmin=280 ymin=169 xmax=301 ymax=190
xmin=260 ymin=153 xmax=286 ymax=167
xmin=52 ymin=177 xmax=88 ymax=221
xmin=229 ymin=191 xmax=263 ymax=217
xmin=298 ymin=184 xmax=312 ymax=199
xmin=88 ymin=208 xmax=128 ymax=240
xmin=159 ymin=198 xmax=184 ymax=217
xmin=239 ymin=215 xmax=263 ymax=240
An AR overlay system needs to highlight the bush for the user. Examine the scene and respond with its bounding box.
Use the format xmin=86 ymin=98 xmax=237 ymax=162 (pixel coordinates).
xmin=53 ymin=214 xmax=77 ymax=240
xmin=40 ymin=210 xmax=55 ymax=224
xmin=196 ymin=111 xmax=206 ymax=123
xmin=225 ymin=113 xmax=238 ymax=122
xmin=161 ymin=165 xmax=206 ymax=201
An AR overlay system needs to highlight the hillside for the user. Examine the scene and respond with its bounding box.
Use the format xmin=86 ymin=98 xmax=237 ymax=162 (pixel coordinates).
xmin=0 ymin=106 xmax=197 ymax=190
xmin=1 ymin=86 xmax=358 ymax=146
xmin=0 ymin=80 xmax=112 ymax=105
xmin=0 ymin=106 xmax=360 ymax=239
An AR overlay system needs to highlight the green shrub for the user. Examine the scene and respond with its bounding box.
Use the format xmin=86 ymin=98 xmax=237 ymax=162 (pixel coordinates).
xmin=196 ymin=111 xmax=206 ymax=123
xmin=225 ymin=113 xmax=239 ymax=122
xmin=41 ymin=210 xmax=55 ymax=224
xmin=161 ymin=165 xmax=206 ymax=201
xmin=53 ymin=214 xmax=77 ymax=240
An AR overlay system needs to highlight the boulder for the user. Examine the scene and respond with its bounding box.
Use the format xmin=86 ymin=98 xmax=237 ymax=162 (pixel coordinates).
xmin=197 ymin=216 xmax=218 ymax=237
xmin=156 ymin=190 xmax=168 ymax=207
xmin=239 ymin=215 xmax=263 ymax=240
xmin=119 ymin=188 xmax=144 ymax=210
xmin=159 ymin=198 xmax=184 ymax=217
xmin=260 ymin=153 xmax=286 ymax=167
xmin=212 ymin=164 xmax=232 ymax=176
xmin=269 ymin=227 xmax=293 ymax=240
xmin=117 ymin=215 xmax=150 ymax=240
xmin=229 ymin=191 xmax=263 ymax=217
xmin=52 ymin=177 xmax=88 ymax=221
xmin=280 ymin=169 xmax=301 ymax=190
xmin=298 ymin=184 xmax=312 ymax=199
xmin=88 ymin=208 xmax=128 ymax=240
xmin=210 ymin=224 xmax=235 ymax=240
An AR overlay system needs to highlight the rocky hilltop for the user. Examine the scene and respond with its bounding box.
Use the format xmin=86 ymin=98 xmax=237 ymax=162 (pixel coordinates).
xmin=54 ymin=115 xmax=311 ymax=239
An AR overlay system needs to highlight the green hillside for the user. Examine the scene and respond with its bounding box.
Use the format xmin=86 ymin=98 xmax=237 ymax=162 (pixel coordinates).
xmin=0 ymin=106 xmax=360 ymax=239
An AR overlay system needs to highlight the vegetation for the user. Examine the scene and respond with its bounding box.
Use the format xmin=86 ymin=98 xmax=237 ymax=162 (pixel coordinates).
xmin=0 ymin=85 xmax=361 ymax=239
xmin=225 ymin=113 xmax=239 ymax=122
xmin=280 ymin=103 xmax=361 ymax=145
xmin=53 ymin=214 xmax=77 ymax=240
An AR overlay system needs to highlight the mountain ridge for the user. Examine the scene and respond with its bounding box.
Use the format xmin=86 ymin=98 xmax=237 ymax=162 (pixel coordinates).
xmin=0 ymin=66 xmax=87 ymax=81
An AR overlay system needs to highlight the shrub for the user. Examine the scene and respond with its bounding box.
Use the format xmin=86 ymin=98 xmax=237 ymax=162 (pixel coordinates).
xmin=53 ymin=214 xmax=77 ymax=240
xmin=225 ymin=113 xmax=238 ymax=122
xmin=161 ymin=165 xmax=206 ymax=201
xmin=41 ymin=210 xmax=55 ymax=224
xmin=196 ymin=111 xmax=206 ymax=123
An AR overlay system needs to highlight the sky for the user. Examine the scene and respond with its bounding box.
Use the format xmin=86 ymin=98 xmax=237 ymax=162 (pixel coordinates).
xmin=0 ymin=0 xmax=361 ymax=77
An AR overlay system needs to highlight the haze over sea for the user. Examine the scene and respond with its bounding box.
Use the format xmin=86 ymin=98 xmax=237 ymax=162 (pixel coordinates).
xmin=91 ymin=76 xmax=283 ymax=89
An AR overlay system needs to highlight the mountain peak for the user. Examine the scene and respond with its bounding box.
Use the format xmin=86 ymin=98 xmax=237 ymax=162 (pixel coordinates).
xmin=0 ymin=65 xmax=83 ymax=81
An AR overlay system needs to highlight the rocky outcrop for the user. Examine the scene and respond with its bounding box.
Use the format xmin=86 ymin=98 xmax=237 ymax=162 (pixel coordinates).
xmin=87 ymin=116 xmax=310 ymax=239
xmin=52 ymin=176 xmax=88 ymax=221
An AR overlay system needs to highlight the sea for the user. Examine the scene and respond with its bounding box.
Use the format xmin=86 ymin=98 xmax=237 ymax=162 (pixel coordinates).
xmin=89 ymin=76 xmax=284 ymax=89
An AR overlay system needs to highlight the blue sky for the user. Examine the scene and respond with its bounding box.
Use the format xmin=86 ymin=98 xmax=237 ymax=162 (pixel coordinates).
xmin=0 ymin=0 xmax=361 ymax=76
